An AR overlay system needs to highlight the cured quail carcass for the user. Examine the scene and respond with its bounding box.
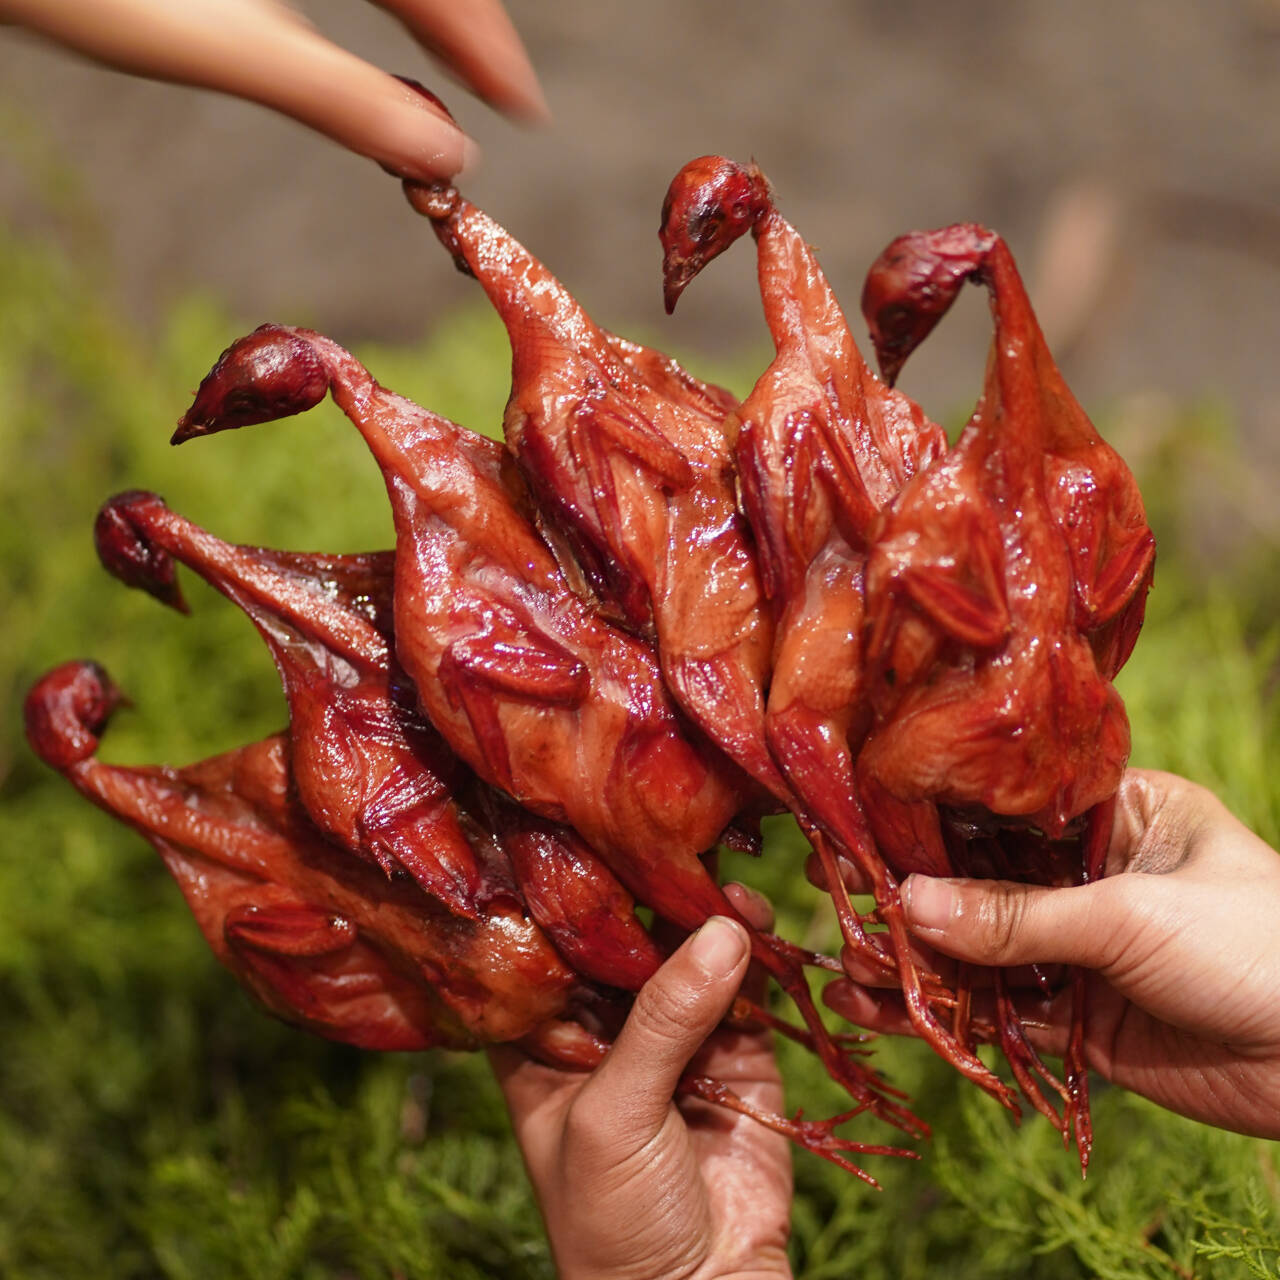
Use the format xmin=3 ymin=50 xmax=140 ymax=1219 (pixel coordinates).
xmin=404 ymin=180 xmax=790 ymax=807
xmin=657 ymin=158 xmax=1017 ymax=1110
xmin=856 ymin=224 xmax=1155 ymax=1163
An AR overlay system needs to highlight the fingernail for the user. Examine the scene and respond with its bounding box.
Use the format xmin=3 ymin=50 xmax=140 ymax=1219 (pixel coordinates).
xmin=420 ymin=131 xmax=479 ymax=181
xmin=385 ymin=126 xmax=478 ymax=183
xmin=821 ymin=979 xmax=882 ymax=1032
xmin=690 ymin=916 xmax=747 ymax=974
xmin=455 ymin=135 xmax=483 ymax=179
xmin=723 ymin=880 xmax=771 ymax=922
xmin=902 ymin=876 xmax=956 ymax=931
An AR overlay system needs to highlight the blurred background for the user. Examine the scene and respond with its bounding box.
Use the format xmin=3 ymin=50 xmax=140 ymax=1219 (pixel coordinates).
xmin=3 ymin=0 xmax=1280 ymax=440
xmin=2 ymin=3 xmax=1279 ymax=1277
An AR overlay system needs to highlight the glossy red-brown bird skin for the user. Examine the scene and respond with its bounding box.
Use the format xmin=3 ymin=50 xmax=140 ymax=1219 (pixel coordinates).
xmin=23 ymin=661 xmax=581 ymax=1050
xmin=857 ymin=225 xmax=1154 ymax=868
xmin=176 ymin=324 xmax=924 ymax=1134
xmin=857 ymin=226 xmax=1154 ymax=1165
xmin=659 ymin=158 xmax=1024 ymax=1110
xmin=27 ymin=659 xmax=918 ymax=1179
xmin=94 ymin=489 xmax=687 ymax=1000
xmin=405 ymin=180 xmax=791 ymax=805
xmin=463 ymin=784 xmax=852 ymax=1062
xmin=94 ymin=489 xmax=495 ymax=920
xmin=175 ymin=325 xmax=744 ymax=867
xmin=466 ymin=786 xmax=665 ymax=993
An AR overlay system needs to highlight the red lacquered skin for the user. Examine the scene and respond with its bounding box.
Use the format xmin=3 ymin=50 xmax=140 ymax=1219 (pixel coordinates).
xmin=173 ymin=324 xmax=920 ymax=1134
xmin=857 ymin=224 xmax=1155 ymax=1166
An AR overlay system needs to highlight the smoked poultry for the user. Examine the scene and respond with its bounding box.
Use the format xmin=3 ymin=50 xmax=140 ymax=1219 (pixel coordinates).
xmin=27 ymin=161 xmax=1155 ymax=1177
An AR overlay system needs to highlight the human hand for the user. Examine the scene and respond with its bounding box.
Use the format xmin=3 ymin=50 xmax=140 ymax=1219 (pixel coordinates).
xmin=489 ymin=884 xmax=792 ymax=1280
xmin=825 ymin=769 xmax=1280 ymax=1138
xmin=0 ymin=0 xmax=546 ymax=179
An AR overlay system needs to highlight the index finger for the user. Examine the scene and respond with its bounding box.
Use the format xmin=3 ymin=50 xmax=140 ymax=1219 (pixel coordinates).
xmin=3 ymin=0 xmax=477 ymax=179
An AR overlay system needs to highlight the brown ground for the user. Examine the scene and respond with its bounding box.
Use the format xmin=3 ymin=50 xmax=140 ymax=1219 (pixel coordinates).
xmin=2 ymin=0 xmax=1278 ymax=484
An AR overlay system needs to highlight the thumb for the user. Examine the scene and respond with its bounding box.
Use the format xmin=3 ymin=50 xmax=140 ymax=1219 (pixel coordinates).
xmin=579 ymin=917 xmax=750 ymax=1134
xmin=902 ymin=874 xmax=1123 ymax=971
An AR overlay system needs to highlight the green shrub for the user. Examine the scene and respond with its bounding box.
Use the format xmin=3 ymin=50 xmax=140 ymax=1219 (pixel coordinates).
xmin=2 ymin=204 xmax=1277 ymax=1279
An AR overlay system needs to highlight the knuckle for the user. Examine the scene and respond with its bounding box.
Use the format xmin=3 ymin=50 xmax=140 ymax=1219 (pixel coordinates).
xmin=974 ymin=881 xmax=1032 ymax=963
xmin=630 ymin=973 xmax=706 ymax=1047
xmin=1088 ymin=878 xmax=1161 ymax=971
xmin=1119 ymin=770 xmax=1211 ymax=874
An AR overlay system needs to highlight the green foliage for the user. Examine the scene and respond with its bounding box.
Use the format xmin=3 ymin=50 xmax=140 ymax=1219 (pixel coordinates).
xmin=2 ymin=206 xmax=1278 ymax=1280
